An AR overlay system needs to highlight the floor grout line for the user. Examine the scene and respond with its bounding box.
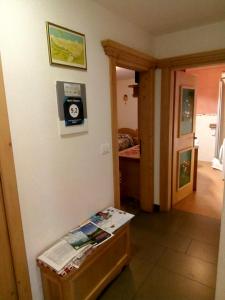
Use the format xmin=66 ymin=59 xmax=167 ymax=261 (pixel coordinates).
xmin=191 ymin=237 xmax=220 ymax=247
xmin=185 ymin=238 xmax=193 ymax=254
xmin=99 ymin=209 xmax=220 ymax=300
xmin=130 ymin=263 xmax=157 ymax=300
xmin=157 ymin=264 xmax=216 ymax=290
xmin=184 ymin=252 xmax=218 ymax=266
xmin=131 ymin=247 xmax=168 ymax=300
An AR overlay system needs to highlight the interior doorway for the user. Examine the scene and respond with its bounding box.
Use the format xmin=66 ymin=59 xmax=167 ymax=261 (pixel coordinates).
xmin=102 ymin=40 xmax=156 ymax=213
xmin=173 ymin=65 xmax=225 ymax=219
xmin=157 ymin=49 xmax=225 ymax=300
xmin=116 ymin=67 xmax=140 ymax=213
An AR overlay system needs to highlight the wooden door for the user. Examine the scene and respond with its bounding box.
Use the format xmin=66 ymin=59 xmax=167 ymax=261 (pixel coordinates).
xmin=138 ymin=70 xmax=154 ymax=212
xmin=0 ymin=57 xmax=32 ymax=299
xmin=172 ymin=71 xmax=197 ymax=206
xmin=0 ymin=178 xmax=18 ymax=299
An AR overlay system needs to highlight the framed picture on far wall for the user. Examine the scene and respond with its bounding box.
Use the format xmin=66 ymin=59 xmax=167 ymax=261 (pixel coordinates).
xmin=46 ymin=22 xmax=87 ymax=70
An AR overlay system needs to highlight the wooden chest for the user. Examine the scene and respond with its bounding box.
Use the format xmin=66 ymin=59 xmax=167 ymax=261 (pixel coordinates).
xmin=38 ymin=223 xmax=131 ymax=300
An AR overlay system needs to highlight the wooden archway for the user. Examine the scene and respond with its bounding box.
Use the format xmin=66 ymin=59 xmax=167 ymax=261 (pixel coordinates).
xmin=157 ymin=48 xmax=225 ymax=210
xmin=102 ymin=40 xmax=157 ymax=211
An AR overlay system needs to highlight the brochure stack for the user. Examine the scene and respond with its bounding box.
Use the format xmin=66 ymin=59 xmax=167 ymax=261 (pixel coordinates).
xmin=37 ymin=207 xmax=134 ymax=277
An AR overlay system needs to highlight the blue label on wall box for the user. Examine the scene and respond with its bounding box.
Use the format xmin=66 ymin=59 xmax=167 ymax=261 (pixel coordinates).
xmin=63 ymin=97 xmax=84 ymax=126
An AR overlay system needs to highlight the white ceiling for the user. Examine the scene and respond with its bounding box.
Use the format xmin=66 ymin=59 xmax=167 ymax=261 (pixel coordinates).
xmin=93 ymin=0 xmax=225 ymax=35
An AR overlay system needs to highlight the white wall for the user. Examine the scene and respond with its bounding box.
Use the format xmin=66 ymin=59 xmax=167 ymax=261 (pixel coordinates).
xmin=195 ymin=115 xmax=217 ymax=162
xmin=2 ymin=1 xmax=225 ymax=298
xmin=117 ymin=78 xmax=137 ymax=129
xmin=0 ymin=1 xmax=154 ymax=299
xmin=155 ymin=21 xmax=225 ymax=58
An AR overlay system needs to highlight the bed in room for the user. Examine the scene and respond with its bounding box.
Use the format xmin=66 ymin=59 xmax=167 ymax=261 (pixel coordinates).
xmin=118 ymin=128 xmax=138 ymax=151
xmin=118 ymin=128 xmax=140 ymax=200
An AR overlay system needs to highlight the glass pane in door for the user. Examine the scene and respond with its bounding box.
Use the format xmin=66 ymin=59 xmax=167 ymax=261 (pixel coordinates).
xmin=179 ymin=87 xmax=195 ymax=136
xmin=178 ymin=149 xmax=192 ymax=189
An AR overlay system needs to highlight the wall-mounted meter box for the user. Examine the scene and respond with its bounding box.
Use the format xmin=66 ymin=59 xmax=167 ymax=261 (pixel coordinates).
xmin=56 ymin=81 xmax=88 ymax=135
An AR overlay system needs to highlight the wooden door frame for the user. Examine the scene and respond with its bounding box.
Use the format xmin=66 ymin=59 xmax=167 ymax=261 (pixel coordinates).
xmin=157 ymin=49 xmax=225 ymax=211
xmin=0 ymin=58 xmax=32 ymax=299
xmin=102 ymin=40 xmax=157 ymax=211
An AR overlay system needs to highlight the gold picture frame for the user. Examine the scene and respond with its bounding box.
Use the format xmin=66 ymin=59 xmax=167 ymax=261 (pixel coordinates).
xmin=46 ymin=22 xmax=87 ymax=70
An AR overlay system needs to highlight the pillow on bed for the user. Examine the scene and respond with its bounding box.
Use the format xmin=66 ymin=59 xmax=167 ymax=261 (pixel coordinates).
xmin=118 ymin=133 xmax=134 ymax=151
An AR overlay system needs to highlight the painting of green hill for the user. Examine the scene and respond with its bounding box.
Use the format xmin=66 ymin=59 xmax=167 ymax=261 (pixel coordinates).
xmin=47 ymin=23 xmax=87 ymax=69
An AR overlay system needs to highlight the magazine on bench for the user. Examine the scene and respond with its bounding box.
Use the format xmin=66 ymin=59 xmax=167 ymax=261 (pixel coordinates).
xmin=37 ymin=209 xmax=131 ymax=274
xmin=37 ymin=239 xmax=91 ymax=272
xmin=64 ymin=221 xmax=113 ymax=249
xmin=37 ymin=222 xmax=112 ymax=273
xmin=90 ymin=207 xmax=134 ymax=233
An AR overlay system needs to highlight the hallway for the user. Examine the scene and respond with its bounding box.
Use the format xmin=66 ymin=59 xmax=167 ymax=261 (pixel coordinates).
xmin=174 ymin=161 xmax=224 ymax=219
xmin=98 ymin=210 xmax=220 ymax=300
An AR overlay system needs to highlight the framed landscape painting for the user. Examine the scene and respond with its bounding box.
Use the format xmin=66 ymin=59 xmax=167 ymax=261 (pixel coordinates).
xmin=46 ymin=22 xmax=87 ymax=69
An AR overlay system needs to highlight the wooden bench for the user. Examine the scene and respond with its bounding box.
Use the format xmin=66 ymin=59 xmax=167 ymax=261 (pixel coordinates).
xmin=38 ymin=223 xmax=131 ymax=300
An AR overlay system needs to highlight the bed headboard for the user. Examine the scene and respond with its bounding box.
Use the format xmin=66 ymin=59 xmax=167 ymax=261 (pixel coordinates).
xmin=118 ymin=128 xmax=138 ymax=139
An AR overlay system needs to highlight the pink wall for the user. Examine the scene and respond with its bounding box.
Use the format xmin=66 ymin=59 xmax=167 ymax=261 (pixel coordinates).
xmin=187 ymin=66 xmax=225 ymax=114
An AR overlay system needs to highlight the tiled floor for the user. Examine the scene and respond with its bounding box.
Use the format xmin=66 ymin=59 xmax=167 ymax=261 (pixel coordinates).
xmin=98 ymin=210 xmax=220 ymax=300
xmin=174 ymin=161 xmax=223 ymax=219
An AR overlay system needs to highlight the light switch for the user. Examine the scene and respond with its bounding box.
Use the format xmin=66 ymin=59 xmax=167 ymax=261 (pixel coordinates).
xmin=100 ymin=143 xmax=110 ymax=155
